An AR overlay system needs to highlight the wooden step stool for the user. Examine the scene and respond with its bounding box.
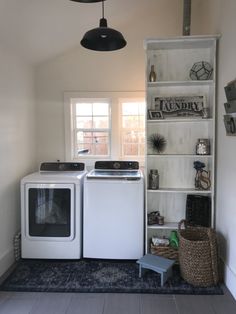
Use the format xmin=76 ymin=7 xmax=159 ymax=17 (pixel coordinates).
xmin=137 ymin=254 xmax=175 ymax=286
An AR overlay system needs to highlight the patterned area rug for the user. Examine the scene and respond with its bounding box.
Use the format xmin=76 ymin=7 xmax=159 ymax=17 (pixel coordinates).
xmin=0 ymin=259 xmax=223 ymax=294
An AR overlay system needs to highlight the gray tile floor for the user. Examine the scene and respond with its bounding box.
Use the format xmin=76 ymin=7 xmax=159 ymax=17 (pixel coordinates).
xmin=0 ymin=288 xmax=235 ymax=314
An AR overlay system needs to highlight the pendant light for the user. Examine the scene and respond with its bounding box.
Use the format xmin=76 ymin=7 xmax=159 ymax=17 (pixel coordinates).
xmin=80 ymin=0 xmax=127 ymax=51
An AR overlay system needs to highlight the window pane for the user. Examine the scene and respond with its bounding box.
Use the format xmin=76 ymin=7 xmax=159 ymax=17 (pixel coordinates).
xmin=93 ymin=144 xmax=109 ymax=155
xmin=92 ymin=132 xmax=109 ymax=155
xmin=77 ymin=131 xmax=93 ymax=144
xmin=76 ymin=117 xmax=92 ymax=129
xmin=76 ymin=131 xmax=83 ymax=144
xmin=122 ymin=103 xmax=139 ymax=115
xmin=138 ymin=103 xmax=146 ymax=115
xmin=93 ymin=102 xmax=109 ymax=116
xmin=76 ymin=103 xmax=92 ymax=116
xmin=122 ymin=102 xmax=145 ymax=115
xmin=123 ymin=144 xmax=138 ymax=156
xmin=122 ymin=116 xmax=139 ymax=129
xmin=123 ymin=131 xmax=139 ymax=143
xmin=120 ymin=100 xmax=145 ymax=159
xmin=76 ymin=131 xmax=109 ymax=156
xmin=93 ymin=117 xmax=109 ymax=129
xmin=139 ymin=131 xmax=145 ymax=144
xmin=93 ymin=132 xmax=109 ymax=144
xmin=139 ymin=144 xmax=145 ymax=155
xmin=139 ymin=116 xmax=145 ymax=126
xmin=74 ymin=98 xmax=110 ymax=158
xmin=77 ymin=144 xmax=91 ymax=156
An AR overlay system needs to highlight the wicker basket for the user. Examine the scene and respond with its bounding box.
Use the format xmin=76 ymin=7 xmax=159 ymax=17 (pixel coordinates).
xmin=150 ymin=244 xmax=179 ymax=262
xmin=178 ymin=220 xmax=219 ymax=287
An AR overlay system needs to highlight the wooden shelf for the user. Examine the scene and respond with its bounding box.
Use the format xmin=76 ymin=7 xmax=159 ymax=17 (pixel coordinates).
xmin=147 ymin=188 xmax=212 ymax=194
xmin=147 ymin=80 xmax=214 ymax=87
xmin=147 ymin=222 xmax=178 ymax=230
xmin=147 ymin=118 xmax=213 ymax=123
xmin=147 ymin=154 xmax=212 ymax=158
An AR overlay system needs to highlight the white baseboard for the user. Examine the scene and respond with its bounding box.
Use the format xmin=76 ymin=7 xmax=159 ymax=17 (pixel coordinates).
xmin=224 ymin=260 xmax=236 ymax=300
xmin=0 ymin=248 xmax=14 ymax=279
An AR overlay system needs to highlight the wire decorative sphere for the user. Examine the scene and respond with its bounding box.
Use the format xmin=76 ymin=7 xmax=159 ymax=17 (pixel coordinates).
xmin=189 ymin=61 xmax=213 ymax=80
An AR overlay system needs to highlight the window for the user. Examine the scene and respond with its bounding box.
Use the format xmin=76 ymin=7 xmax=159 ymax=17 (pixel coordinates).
xmin=72 ymin=99 xmax=111 ymax=158
xmin=120 ymin=100 xmax=145 ymax=157
xmin=64 ymin=91 xmax=145 ymax=166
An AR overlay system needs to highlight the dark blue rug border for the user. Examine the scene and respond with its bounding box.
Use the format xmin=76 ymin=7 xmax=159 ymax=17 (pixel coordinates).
xmin=0 ymin=259 xmax=223 ymax=295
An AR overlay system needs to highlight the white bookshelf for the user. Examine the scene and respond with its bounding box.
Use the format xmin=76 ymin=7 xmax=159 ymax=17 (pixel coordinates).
xmin=144 ymin=35 xmax=219 ymax=253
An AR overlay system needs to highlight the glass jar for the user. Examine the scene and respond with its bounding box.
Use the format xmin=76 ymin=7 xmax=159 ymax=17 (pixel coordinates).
xmin=148 ymin=169 xmax=159 ymax=190
xmin=196 ymin=139 xmax=210 ymax=155
xmin=157 ymin=215 xmax=164 ymax=225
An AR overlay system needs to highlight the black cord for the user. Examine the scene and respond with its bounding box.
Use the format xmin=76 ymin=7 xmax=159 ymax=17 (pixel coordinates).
xmin=102 ymin=0 xmax=104 ymax=18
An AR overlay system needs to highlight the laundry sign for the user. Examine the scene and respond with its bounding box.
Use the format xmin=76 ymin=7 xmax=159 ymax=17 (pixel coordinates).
xmin=154 ymin=95 xmax=206 ymax=117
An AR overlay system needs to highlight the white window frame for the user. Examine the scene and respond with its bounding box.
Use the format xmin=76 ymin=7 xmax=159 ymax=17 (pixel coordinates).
xmin=64 ymin=91 xmax=145 ymax=168
xmin=71 ymin=97 xmax=112 ymax=159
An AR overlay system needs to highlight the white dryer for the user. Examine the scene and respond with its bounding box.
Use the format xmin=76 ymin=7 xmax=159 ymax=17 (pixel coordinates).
xmin=21 ymin=162 xmax=87 ymax=259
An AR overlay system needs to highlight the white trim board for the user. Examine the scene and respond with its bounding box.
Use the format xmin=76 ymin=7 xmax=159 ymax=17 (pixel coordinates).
xmin=224 ymin=260 xmax=236 ymax=300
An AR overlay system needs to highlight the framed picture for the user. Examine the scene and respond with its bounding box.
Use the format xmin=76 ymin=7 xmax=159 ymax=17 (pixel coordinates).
xmin=148 ymin=110 xmax=164 ymax=120
xmin=153 ymin=95 xmax=206 ymax=118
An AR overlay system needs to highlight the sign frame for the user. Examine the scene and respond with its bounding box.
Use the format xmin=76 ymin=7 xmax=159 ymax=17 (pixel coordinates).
xmin=153 ymin=95 xmax=207 ymax=118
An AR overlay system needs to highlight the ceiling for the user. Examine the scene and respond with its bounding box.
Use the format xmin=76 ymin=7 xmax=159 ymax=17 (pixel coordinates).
xmin=0 ymin=0 xmax=157 ymax=65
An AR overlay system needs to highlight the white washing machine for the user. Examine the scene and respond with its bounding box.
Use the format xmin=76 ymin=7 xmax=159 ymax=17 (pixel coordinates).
xmin=83 ymin=161 xmax=144 ymax=259
xmin=21 ymin=162 xmax=87 ymax=259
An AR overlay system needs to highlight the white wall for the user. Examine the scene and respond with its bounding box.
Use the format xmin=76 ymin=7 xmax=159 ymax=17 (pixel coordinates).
xmin=35 ymin=0 xmax=183 ymax=165
xmin=193 ymin=0 xmax=236 ymax=299
xmin=0 ymin=44 xmax=36 ymax=276
xmin=215 ymin=0 xmax=236 ymax=300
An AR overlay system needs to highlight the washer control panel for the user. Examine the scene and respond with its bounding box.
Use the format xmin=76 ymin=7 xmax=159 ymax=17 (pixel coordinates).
xmin=94 ymin=161 xmax=139 ymax=170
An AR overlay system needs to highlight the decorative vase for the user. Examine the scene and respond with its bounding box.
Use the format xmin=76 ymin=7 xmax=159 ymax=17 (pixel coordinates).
xmin=149 ymin=65 xmax=157 ymax=82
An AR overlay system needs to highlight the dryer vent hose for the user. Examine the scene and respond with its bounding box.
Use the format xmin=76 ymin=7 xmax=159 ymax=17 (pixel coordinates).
xmin=183 ymin=0 xmax=191 ymax=36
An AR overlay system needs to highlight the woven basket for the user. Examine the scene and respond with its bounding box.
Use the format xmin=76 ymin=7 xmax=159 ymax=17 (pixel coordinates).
xmin=150 ymin=244 xmax=179 ymax=262
xmin=178 ymin=220 xmax=219 ymax=287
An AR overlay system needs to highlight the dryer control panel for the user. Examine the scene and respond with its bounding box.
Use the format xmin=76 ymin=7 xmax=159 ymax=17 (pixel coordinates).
xmin=40 ymin=162 xmax=85 ymax=172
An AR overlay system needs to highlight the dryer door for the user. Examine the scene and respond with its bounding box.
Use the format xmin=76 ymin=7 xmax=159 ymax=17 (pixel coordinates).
xmin=24 ymin=183 xmax=75 ymax=241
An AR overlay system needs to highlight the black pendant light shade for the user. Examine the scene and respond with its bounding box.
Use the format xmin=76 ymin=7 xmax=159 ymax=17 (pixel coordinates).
xmin=80 ymin=1 xmax=126 ymax=51
xmin=81 ymin=18 xmax=126 ymax=51
xmin=70 ymin=1 xmax=106 ymax=3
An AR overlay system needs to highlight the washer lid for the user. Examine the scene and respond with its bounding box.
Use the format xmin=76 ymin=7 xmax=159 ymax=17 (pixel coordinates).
xmin=87 ymin=169 xmax=141 ymax=180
